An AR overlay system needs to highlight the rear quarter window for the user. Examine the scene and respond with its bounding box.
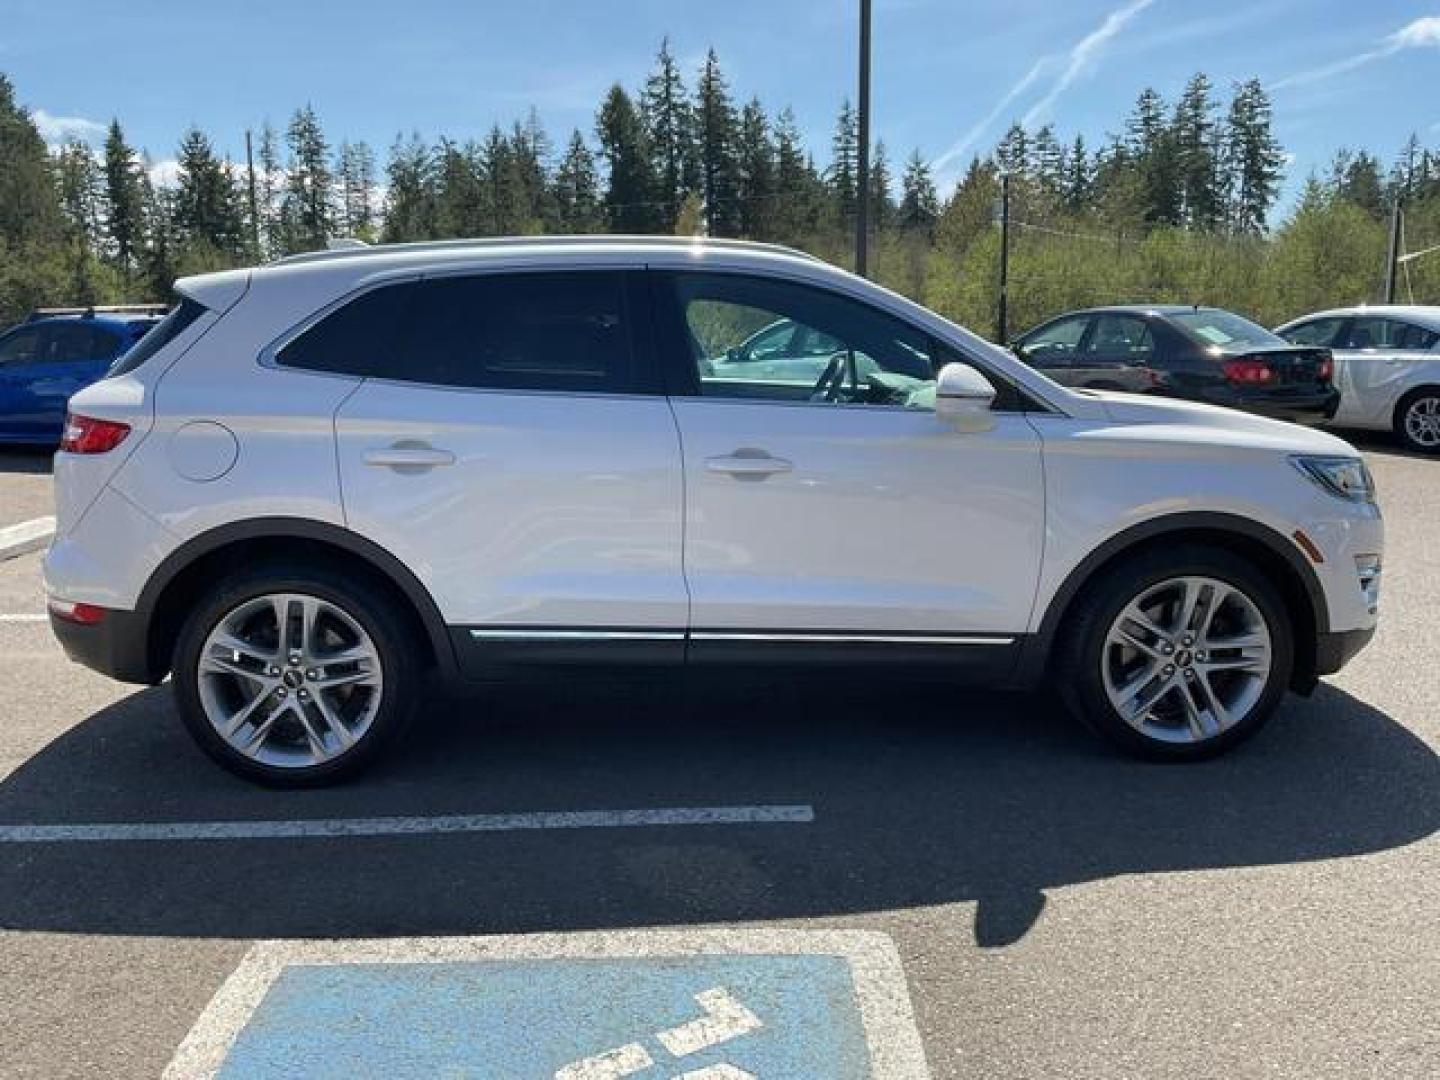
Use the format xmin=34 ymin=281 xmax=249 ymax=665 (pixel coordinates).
xmin=108 ymin=300 xmax=206 ymax=377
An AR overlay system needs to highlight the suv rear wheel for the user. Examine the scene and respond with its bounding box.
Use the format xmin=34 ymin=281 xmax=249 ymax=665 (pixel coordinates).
xmin=1058 ymin=545 xmax=1295 ymax=760
xmin=172 ymin=562 xmax=421 ymax=786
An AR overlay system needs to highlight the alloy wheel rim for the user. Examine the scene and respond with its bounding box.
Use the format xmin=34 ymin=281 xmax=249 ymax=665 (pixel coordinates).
xmin=1101 ymin=575 xmax=1272 ymax=744
xmin=1404 ymin=396 xmax=1440 ymax=447
xmin=196 ymin=592 xmax=383 ymax=768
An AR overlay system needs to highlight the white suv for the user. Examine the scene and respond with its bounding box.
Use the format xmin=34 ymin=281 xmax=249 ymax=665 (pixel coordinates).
xmin=44 ymin=238 xmax=1383 ymax=785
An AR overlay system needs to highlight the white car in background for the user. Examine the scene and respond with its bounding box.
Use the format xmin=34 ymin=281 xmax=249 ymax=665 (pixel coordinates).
xmin=1275 ymin=306 xmax=1440 ymax=453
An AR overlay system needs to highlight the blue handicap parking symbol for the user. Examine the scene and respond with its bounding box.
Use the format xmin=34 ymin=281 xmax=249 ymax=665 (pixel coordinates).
xmin=216 ymin=954 xmax=877 ymax=1079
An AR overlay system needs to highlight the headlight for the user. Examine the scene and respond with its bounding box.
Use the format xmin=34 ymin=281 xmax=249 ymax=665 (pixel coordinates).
xmin=1291 ymin=455 xmax=1376 ymax=503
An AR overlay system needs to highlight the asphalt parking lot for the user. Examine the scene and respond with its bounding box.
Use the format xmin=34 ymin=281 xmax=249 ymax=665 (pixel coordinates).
xmin=0 ymin=437 xmax=1436 ymax=1079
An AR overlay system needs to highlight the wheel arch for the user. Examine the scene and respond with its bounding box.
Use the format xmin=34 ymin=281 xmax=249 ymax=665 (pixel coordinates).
xmin=1020 ymin=512 xmax=1328 ymax=693
xmin=136 ymin=518 xmax=458 ymax=683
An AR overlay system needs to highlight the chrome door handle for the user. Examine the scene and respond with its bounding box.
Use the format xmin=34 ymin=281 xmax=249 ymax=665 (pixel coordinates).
xmin=363 ymin=444 xmax=456 ymax=469
xmin=705 ymin=449 xmax=794 ymax=479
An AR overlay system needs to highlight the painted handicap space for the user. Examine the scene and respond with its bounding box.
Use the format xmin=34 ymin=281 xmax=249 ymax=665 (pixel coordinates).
xmin=167 ymin=931 xmax=929 ymax=1079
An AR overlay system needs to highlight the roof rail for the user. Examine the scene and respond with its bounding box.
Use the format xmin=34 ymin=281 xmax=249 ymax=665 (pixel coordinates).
xmin=26 ymin=303 xmax=170 ymax=322
xmin=269 ymin=234 xmax=824 ymax=268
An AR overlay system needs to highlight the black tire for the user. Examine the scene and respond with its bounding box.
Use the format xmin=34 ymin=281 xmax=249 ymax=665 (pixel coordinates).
xmin=1393 ymin=386 xmax=1440 ymax=455
xmin=172 ymin=560 xmax=422 ymax=786
xmin=1056 ymin=544 xmax=1295 ymax=761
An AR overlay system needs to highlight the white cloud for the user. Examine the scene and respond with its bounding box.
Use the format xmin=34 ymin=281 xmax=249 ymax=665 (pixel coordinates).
xmin=32 ymin=108 xmax=105 ymax=146
xmin=1022 ymin=0 xmax=1157 ymax=127
xmin=1272 ymin=15 xmax=1440 ymax=90
xmin=929 ymin=58 xmax=1050 ymax=175
xmin=147 ymin=158 xmax=181 ymax=187
xmin=930 ymin=0 xmax=1156 ymax=184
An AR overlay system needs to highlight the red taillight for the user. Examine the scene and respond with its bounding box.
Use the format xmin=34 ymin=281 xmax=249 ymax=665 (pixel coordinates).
xmin=1223 ymin=357 xmax=1274 ymax=385
xmin=60 ymin=413 xmax=131 ymax=455
xmin=48 ymin=599 xmax=109 ymax=625
xmin=1317 ymin=355 xmax=1334 ymax=381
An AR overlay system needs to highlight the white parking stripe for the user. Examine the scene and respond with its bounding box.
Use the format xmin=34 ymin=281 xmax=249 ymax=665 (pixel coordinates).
xmin=0 ymin=804 xmax=815 ymax=844
xmin=0 ymin=614 xmax=47 ymax=623
xmin=0 ymin=515 xmax=55 ymax=562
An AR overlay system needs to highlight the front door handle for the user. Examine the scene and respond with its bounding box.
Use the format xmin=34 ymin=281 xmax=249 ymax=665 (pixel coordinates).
xmin=705 ymin=448 xmax=794 ymax=480
xmin=363 ymin=443 xmax=456 ymax=470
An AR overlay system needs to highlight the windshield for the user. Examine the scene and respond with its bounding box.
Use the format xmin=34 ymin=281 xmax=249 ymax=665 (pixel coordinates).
xmin=106 ymin=299 xmax=206 ymax=377
xmin=1169 ymin=309 xmax=1286 ymax=351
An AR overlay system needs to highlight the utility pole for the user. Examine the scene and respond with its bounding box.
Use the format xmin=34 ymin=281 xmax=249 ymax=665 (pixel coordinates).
xmin=996 ymin=172 xmax=1011 ymax=345
xmin=244 ymin=130 xmax=261 ymax=257
xmin=855 ymin=0 xmax=872 ymax=277
xmin=1384 ymin=199 xmax=1402 ymax=304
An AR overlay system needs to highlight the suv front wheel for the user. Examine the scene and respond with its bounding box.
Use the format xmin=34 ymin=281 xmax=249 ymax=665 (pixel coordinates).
xmin=1059 ymin=545 xmax=1295 ymax=759
xmin=172 ymin=563 xmax=421 ymax=786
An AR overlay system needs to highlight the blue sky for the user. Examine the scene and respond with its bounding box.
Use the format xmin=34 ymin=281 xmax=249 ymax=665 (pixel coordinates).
xmin=4 ymin=0 xmax=1438 ymax=210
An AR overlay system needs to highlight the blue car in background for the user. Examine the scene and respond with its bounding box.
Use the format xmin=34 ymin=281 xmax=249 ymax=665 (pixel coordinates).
xmin=0 ymin=305 xmax=166 ymax=445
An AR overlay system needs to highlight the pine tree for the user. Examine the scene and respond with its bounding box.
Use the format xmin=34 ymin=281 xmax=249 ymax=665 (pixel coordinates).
xmin=335 ymin=140 xmax=377 ymax=239
xmin=54 ymin=139 xmax=105 ymax=252
xmin=773 ymin=106 xmax=821 ymax=242
xmin=0 ymin=73 xmax=63 ymax=246
xmin=830 ymin=99 xmax=859 ymax=228
xmin=433 ymin=137 xmax=486 ymax=236
xmin=868 ymin=140 xmax=894 ymax=232
xmin=1064 ymin=134 xmax=1091 ymax=212
xmin=898 ymin=149 xmax=939 ymax=234
xmin=383 ymin=133 xmax=437 ymax=242
xmin=1172 ymin=73 xmax=1223 ymax=229
xmin=255 ymin=122 xmax=282 ymax=257
xmin=695 ymin=49 xmax=741 ymax=235
xmin=173 ymin=126 xmax=244 ymax=256
xmin=734 ymin=99 xmax=776 ymax=239
xmin=282 ymin=105 xmax=333 ymax=251
xmin=1125 ymin=87 xmax=1180 ymax=226
xmin=596 ymin=84 xmax=659 ymax=232
xmin=553 ymin=129 xmax=601 ymax=232
xmin=994 ymin=123 xmax=1029 ymax=177
xmin=641 ymin=38 xmax=698 ymax=229
xmin=102 ymin=120 xmax=144 ymax=271
xmin=1032 ymin=126 xmax=1065 ymax=193
xmin=1223 ymin=78 xmax=1284 ymax=234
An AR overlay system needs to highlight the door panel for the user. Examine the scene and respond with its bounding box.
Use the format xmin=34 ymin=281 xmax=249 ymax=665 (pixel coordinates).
xmin=335 ymin=384 xmax=686 ymax=631
xmin=654 ymin=269 xmax=1046 ymax=639
xmin=672 ymin=398 xmax=1045 ymax=635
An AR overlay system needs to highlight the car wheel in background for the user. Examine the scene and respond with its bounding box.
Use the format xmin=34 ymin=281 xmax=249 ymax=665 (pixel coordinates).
xmin=1395 ymin=387 xmax=1440 ymax=454
xmin=1057 ymin=544 xmax=1294 ymax=760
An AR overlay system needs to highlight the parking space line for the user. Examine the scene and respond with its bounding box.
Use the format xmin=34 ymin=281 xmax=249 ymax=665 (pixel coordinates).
xmin=0 ymin=614 xmax=47 ymax=623
xmin=0 ymin=804 xmax=815 ymax=844
xmin=0 ymin=515 xmax=55 ymax=562
xmin=165 ymin=929 xmax=930 ymax=1080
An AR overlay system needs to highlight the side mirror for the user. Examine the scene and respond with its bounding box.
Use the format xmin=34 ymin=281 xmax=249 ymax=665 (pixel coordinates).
xmin=935 ymin=361 xmax=997 ymax=432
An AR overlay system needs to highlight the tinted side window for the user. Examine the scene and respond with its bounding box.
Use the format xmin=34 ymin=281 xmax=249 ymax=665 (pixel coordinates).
xmin=109 ymin=299 xmax=207 ymax=377
xmin=277 ymin=273 xmax=636 ymax=393
xmin=1019 ymin=315 xmax=1089 ymax=367
xmin=1341 ymin=317 xmax=1403 ymax=349
xmin=1084 ymin=315 xmax=1154 ymax=361
xmin=1398 ymin=322 xmax=1440 ymax=350
xmin=1281 ymin=317 xmax=1344 ymax=347
xmin=402 ymin=272 xmax=633 ymax=392
xmin=276 ymin=283 xmax=415 ymax=377
xmin=0 ymin=328 xmax=42 ymax=366
xmin=46 ymin=324 xmax=118 ymax=362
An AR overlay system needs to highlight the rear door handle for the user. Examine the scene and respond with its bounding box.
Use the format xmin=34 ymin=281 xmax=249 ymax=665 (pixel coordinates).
xmin=705 ymin=448 xmax=793 ymax=479
xmin=363 ymin=444 xmax=456 ymax=470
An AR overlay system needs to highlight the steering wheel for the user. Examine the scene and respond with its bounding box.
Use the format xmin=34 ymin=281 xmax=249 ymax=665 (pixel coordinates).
xmin=810 ymin=350 xmax=855 ymax=403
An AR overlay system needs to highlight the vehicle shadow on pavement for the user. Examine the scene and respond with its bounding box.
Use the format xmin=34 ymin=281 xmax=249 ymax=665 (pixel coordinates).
xmin=0 ymin=676 xmax=1434 ymax=947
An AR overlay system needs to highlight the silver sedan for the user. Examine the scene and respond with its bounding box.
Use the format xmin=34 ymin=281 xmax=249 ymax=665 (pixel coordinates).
xmin=1276 ymin=306 xmax=1440 ymax=453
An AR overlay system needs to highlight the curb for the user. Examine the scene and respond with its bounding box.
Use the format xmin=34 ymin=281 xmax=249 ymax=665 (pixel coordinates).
xmin=0 ymin=516 xmax=55 ymax=562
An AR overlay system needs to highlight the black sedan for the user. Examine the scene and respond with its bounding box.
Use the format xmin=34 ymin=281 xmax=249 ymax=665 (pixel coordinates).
xmin=1011 ymin=305 xmax=1340 ymax=423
